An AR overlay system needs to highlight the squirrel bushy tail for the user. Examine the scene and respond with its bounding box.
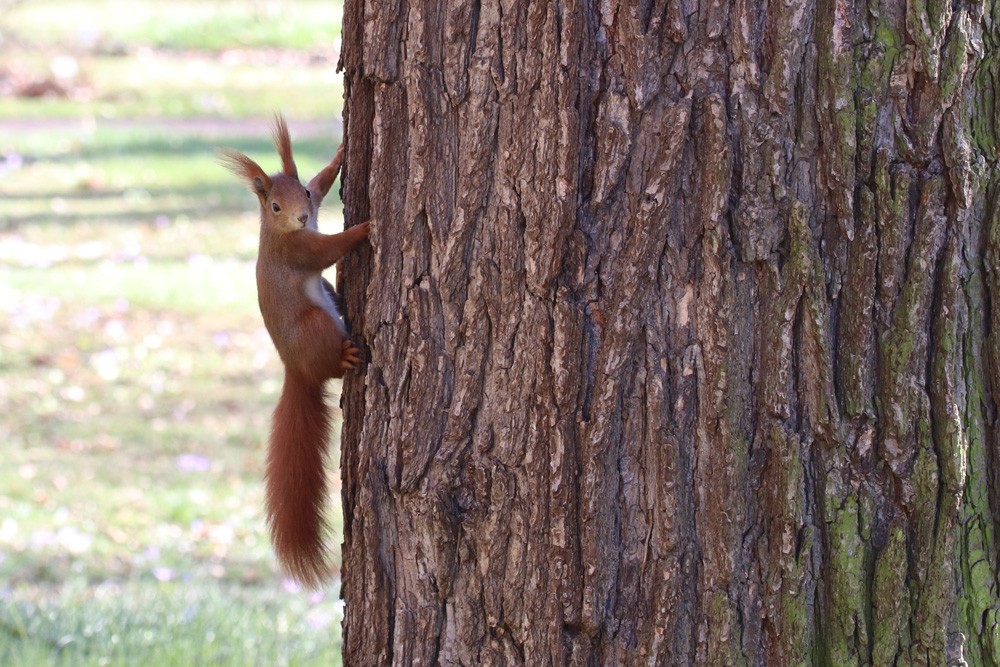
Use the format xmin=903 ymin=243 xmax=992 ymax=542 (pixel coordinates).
xmin=266 ymin=370 xmax=331 ymax=587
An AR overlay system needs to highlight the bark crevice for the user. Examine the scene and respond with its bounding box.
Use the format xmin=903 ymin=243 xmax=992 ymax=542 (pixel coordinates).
xmin=340 ymin=0 xmax=999 ymax=663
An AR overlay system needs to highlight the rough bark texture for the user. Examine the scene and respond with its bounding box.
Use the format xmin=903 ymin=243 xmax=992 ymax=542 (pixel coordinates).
xmin=338 ymin=0 xmax=1000 ymax=664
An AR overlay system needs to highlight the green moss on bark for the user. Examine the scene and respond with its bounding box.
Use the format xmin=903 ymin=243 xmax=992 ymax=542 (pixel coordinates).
xmin=872 ymin=523 xmax=910 ymax=666
xmin=958 ymin=261 xmax=1000 ymax=666
xmin=825 ymin=491 xmax=868 ymax=666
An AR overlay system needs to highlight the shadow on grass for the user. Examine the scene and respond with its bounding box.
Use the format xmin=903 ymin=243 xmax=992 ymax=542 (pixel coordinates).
xmin=0 ymin=184 xmax=343 ymax=230
xmin=6 ymin=184 xmax=244 ymax=202
xmin=0 ymin=203 xmax=244 ymax=230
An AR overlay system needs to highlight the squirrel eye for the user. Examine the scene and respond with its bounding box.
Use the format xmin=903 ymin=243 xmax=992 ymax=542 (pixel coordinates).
xmin=305 ymin=190 xmax=311 ymax=199
xmin=271 ymin=202 xmax=281 ymax=213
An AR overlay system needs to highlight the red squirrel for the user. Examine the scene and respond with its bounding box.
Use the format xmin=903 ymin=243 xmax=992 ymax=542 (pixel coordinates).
xmin=219 ymin=116 xmax=369 ymax=586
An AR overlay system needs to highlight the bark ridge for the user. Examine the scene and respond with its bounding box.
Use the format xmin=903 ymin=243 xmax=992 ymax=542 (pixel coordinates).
xmin=339 ymin=1 xmax=1000 ymax=664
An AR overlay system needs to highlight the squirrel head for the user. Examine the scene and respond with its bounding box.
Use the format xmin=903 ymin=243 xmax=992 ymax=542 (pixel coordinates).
xmin=262 ymin=174 xmax=314 ymax=233
xmin=219 ymin=114 xmax=330 ymax=234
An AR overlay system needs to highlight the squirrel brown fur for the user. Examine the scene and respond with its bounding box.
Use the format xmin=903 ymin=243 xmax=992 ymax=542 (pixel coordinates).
xmin=219 ymin=115 xmax=369 ymax=587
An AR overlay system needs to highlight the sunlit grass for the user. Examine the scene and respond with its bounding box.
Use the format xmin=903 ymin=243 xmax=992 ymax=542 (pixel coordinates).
xmin=0 ymin=124 xmax=346 ymax=243
xmin=0 ymin=124 xmax=344 ymax=193
xmin=2 ymin=580 xmax=343 ymax=666
xmin=6 ymin=0 xmax=343 ymax=51
xmin=0 ymin=1 xmax=350 ymax=662
xmin=0 ymin=254 xmax=349 ymax=663
xmin=0 ymin=52 xmax=345 ymax=120
xmin=1 ymin=0 xmax=345 ymax=120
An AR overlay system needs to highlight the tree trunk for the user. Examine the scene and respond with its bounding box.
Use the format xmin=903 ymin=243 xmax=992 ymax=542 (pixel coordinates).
xmin=337 ymin=0 xmax=999 ymax=664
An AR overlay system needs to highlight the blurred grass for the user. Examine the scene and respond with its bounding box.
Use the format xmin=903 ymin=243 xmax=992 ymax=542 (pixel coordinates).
xmin=0 ymin=0 xmax=344 ymax=119
xmin=5 ymin=0 xmax=343 ymax=51
xmin=0 ymin=1 xmax=349 ymax=664
xmin=3 ymin=581 xmax=342 ymax=665
xmin=0 ymin=53 xmax=345 ymax=119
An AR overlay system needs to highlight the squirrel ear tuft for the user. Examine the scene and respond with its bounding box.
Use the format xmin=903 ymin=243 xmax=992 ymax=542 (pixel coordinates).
xmin=218 ymin=148 xmax=272 ymax=199
xmin=271 ymin=114 xmax=298 ymax=180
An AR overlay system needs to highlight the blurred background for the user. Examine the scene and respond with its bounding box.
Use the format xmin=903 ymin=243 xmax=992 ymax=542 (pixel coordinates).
xmin=0 ymin=1 xmax=349 ymax=664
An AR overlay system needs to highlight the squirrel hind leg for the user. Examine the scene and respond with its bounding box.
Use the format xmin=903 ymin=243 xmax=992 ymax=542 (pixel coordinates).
xmin=291 ymin=309 xmax=360 ymax=380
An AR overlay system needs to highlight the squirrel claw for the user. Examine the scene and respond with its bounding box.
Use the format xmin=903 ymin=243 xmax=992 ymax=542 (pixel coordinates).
xmin=340 ymin=339 xmax=363 ymax=371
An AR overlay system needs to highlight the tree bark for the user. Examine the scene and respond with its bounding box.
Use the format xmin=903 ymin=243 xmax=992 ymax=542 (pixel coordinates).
xmin=338 ymin=0 xmax=999 ymax=664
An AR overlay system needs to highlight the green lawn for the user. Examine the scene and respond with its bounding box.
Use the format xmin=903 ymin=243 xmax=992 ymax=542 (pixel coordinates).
xmin=7 ymin=0 xmax=343 ymax=51
xmin=1 ymin=1 xmax=349 ymax=664
xmin=0 ymin=0 xmax=344 ymax=119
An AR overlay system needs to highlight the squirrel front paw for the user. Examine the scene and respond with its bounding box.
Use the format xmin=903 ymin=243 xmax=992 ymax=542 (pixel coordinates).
xmin=339 ymin=339 xmax=363 ymax=371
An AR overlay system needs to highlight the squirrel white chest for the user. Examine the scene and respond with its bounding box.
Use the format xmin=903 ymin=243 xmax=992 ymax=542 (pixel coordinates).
xmin=303 ymin=273 xmax=346 ymax=332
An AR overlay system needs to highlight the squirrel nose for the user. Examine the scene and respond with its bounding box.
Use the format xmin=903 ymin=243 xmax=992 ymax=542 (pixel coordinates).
xmin=297 ymin=213 xmax=308 ymax=225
